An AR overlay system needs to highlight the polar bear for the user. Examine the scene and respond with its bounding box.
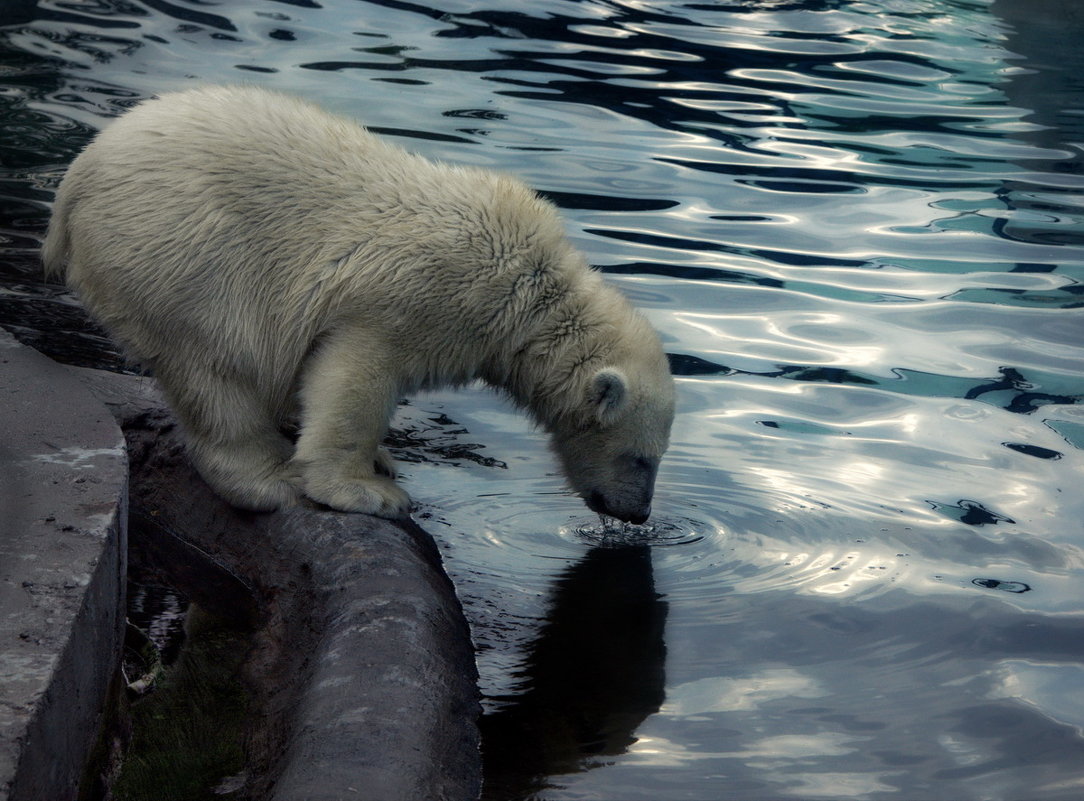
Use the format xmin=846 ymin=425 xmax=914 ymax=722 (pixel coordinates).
xmin=43 ymin=85 xmax=675 ymax=523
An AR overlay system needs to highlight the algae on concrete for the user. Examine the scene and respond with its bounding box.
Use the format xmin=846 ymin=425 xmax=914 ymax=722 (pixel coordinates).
xmin=112 ymin=603 xmax=253 ymax=801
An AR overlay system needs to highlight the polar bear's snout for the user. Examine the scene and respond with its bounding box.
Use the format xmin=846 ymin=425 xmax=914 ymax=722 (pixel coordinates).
xmin=588 ymin=492 xmax=651 ymax=526
xmin=585 ymin=454 xmax=660 ymax=525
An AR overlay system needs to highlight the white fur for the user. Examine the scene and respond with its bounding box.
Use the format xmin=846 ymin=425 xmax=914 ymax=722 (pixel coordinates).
xmin=43 ymin=85 xmax=675 ymax=521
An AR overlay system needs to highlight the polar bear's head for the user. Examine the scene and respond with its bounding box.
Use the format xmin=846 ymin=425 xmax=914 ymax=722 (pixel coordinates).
xmin=551 ymin=355 xmax=675 ymax=525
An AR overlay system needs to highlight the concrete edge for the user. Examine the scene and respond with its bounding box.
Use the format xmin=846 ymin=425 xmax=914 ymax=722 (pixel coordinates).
xmin=0 ymin=330 xmax=128 ymax=801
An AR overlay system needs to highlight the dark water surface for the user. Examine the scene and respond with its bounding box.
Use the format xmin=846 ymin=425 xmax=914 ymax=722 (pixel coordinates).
xmin=3 ymin=1 xmax=1084 ymax=798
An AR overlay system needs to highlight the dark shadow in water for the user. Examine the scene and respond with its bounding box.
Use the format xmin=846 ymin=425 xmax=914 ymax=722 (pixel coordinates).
xmin=991 ymin=0 xmax=1084 ymax=280
xmin=991 ymin=0 xmax=1084 ymax=162
xmin=964 ymin=367 xmax=1077 ymax=413
xmin=480 ymin=545 xmax=667 ymax=801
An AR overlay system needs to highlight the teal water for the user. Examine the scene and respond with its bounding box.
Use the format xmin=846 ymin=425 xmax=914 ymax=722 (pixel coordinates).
xmin=2 ymin=1 xmax=1083 ymax=798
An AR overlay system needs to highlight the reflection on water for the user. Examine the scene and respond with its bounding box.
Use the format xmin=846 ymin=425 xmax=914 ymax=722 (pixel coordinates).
xmin=480 ymin=546 xmax=667 ymax=800
xmin=2 ymin=0 xmax=1084 ymax=798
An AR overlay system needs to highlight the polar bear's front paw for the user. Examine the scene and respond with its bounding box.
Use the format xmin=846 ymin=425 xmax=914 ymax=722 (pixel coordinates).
xmin=302 ymin=472 xmax=411 ymax=518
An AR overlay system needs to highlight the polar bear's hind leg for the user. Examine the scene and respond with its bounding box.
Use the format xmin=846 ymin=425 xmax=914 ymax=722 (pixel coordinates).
xmin=157 ymin=363 xmax=301 ymax=511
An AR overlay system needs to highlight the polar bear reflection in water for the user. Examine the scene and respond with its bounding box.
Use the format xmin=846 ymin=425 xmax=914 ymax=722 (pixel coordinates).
xmin=44 ymin=85 xmax=674 ymax=523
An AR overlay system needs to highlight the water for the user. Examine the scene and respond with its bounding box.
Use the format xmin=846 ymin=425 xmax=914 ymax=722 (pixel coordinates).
xmin=3 ymin=0 xmax=1084 ymax=798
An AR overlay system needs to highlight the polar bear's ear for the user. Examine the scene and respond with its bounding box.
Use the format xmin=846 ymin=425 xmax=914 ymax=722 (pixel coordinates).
xmin=590 ymin=368 xmax=629 ymax=425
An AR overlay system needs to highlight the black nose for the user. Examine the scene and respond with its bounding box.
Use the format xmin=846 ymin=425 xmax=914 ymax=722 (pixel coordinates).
xmin=627 ymin=506 xmax=651 ymax=525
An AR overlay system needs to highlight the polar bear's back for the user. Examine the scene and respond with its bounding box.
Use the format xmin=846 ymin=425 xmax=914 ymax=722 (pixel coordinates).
xmin=46 ymin=85 xmax=574 ymax=385
xmin=53 ymin=85 xmax=444 ymax=293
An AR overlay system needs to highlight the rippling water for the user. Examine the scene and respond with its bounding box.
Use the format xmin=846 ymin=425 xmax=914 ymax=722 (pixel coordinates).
xmin=3 ymin=0 xmax=1084 ymax=798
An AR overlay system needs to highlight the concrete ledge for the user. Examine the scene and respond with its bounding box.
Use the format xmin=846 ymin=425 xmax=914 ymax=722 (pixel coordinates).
xmin=0 ymin=329 xmax=128 ymax=801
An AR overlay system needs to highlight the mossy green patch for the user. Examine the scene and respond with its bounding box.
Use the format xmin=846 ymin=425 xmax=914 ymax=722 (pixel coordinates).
xmin=112 ymin=605 xmax=252 ymax=801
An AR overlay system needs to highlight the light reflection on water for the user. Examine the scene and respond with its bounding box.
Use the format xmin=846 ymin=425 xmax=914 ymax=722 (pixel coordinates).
xmin=3 ymin=0 xmax=1084 ymax=798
